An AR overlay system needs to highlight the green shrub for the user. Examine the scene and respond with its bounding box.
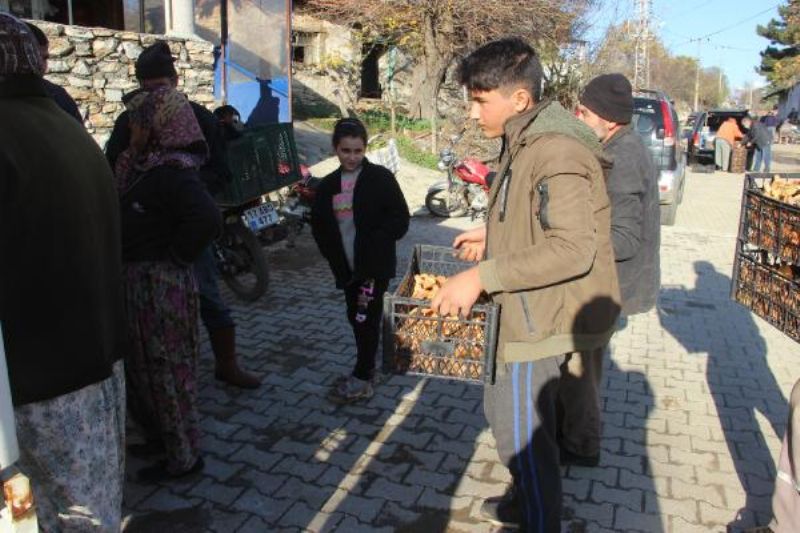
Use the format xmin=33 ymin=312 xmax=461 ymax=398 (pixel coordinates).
xmin=395 ymin=136 xmax=439 ymax=170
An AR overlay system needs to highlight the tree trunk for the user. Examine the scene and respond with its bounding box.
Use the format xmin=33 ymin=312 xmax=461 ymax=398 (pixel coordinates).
xmin=406 ymin=10 xmax=449 ymax=121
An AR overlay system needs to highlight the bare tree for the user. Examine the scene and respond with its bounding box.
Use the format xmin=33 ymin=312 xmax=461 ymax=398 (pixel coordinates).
xmin=303 ymin=0 xmax=595 ymax=120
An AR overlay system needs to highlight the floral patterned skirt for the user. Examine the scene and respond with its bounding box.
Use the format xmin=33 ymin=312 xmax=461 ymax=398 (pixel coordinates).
xmin=15 ymin=360 xmax=126 ymax=532
xmin=122 ymin=261 xmax=200 ymax=472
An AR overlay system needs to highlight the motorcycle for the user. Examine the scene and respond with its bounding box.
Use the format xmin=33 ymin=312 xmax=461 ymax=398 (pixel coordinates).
xmin=425 ymin=135 xmax=494 ymax=219
xmin=214 ymin=196 xmax=276 ymax=302
xmin=279 ymin=165 xmax=321 ymax=244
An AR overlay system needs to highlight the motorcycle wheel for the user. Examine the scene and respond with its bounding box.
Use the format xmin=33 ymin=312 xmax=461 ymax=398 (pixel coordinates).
xmin=425 ymin=187 xmax=468 ymax=218
xmin=217 ymin=222 xmax=269 ymax=301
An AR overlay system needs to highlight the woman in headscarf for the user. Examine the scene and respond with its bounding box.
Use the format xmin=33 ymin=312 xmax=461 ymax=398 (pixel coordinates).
xmin=115 ymin=85 xmax=221 ymax=482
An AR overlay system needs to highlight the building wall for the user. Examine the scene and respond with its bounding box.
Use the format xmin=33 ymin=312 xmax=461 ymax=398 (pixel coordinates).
xmin=777 ymin=84 xmax=800 ymax=121
xmin=31 ymin=20 xmax=216 ymax=147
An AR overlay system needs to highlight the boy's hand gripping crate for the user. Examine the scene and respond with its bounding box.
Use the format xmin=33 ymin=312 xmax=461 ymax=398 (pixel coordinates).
xmin=732 ymin=173 xmax=800 ymax=342
xmin=382 ymin=245 xmax=499 ymax=384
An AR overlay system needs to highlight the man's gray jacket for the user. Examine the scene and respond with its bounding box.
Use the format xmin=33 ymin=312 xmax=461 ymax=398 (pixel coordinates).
xmin=604 ymin=125 xmax=661 ymax=316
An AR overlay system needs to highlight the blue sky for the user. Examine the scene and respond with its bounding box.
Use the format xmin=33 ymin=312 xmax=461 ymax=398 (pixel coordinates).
xmin=584 ymin=0 xmax=784 ymax=91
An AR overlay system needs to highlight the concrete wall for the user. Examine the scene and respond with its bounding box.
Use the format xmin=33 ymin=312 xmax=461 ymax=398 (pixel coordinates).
xmin=31 ymin=20 xmax=216 ymax=147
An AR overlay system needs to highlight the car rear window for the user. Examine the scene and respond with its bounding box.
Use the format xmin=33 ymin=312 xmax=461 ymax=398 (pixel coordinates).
xmin=632 ymin=97 xmax=664 ymax=142
xmin=706 ymin=112 xmax=747 ymax=132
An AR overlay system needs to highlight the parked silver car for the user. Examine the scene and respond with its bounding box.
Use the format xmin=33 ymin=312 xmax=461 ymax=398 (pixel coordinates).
xmin=632 ymin=90 xmax=686 ymax=225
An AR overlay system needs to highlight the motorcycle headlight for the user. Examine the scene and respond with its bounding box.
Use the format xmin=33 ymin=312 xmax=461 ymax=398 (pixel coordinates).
xmin=437 ymin=161 xmax=447 ymax=171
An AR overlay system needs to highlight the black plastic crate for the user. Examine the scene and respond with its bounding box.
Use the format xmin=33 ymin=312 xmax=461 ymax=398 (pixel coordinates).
xmin=382 ymin=245 xmax=499 ymax=384
xmin=731 ymin=249 xmax=800 ymax=343
xmin=217 ymin=123 xmax=302 ymax=207
xmin=738 ymin=173 xmax=800 ymax=263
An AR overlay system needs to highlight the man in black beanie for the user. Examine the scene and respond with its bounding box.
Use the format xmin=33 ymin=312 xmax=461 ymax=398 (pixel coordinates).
xmin=106 ymin=41 xmax=262 ymax=390
xmin=559 ymin=73 xmax=660 ymax=466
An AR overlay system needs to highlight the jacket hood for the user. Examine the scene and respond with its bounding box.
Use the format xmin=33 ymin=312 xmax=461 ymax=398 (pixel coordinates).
xmin=504 ymin=99 xmax=603 ymax=157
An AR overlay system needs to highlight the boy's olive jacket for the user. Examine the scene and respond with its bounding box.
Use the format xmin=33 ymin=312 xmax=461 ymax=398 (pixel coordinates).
xmin=478 ymin=100 xmax=621 ymax=363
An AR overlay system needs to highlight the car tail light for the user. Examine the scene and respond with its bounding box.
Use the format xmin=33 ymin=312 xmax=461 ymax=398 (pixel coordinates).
xmin=661 ymin=101 xmax=676 ymax=146
xmin=692 ymin=132 xmax=699 ymax=148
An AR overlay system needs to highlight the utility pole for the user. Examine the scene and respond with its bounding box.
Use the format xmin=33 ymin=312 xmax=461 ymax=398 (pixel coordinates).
xmin=694 ymin=60 xmax=700 ymax=111
xmin=633 ymin=0 xmax=652 ymax=89
xmin=692 ymin=39 xmax=703 ymax=112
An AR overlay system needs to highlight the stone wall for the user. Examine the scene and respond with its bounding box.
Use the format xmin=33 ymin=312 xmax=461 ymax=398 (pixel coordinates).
xmin=30 ymin=21 xmax=216 ymax=147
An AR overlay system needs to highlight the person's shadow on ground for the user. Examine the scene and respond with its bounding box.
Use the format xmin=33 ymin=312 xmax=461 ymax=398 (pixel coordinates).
xmin=659 ymin=260 xmax=786 ymax=530
xmin=561 ymin=316 xmax=663 ymax=532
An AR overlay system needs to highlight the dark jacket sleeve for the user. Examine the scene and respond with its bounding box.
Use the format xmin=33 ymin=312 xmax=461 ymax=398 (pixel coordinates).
xmin=162 ymin=170 xmax=222 ymax=265
xmin=43 ymin=81 xmax=82 ymax=124
xmin=606 ymin=137 xmax=649 ymax=262
xmin=191 ymin=102 xmax=231 ymax=195
xmin=105 ymin=111 xmax=131 ymax=171
xmin=375 ymin=168 xmax=410 ymax=241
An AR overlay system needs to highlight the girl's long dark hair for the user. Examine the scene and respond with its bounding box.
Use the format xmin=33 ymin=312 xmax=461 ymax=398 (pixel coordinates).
xmin=333 ymin=117 xmax=368 ymax=147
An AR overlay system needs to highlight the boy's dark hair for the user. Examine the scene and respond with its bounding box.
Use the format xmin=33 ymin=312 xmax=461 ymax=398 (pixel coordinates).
xmin=456 ymin=37 xmax=542 ymax=101
xmin=332 ymin=117 xmax=368 ymax=147
xmin=24 ymin=22 xmax=48 ymax=47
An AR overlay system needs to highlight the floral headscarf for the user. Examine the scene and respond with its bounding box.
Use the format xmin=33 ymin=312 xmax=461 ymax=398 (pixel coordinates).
xmin=114 ymin=85 xmax=208 ymax=194
xmin=0 ymin=13 xmax=45 ymax=76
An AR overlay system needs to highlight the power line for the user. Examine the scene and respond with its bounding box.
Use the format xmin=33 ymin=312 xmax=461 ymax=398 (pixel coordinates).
xmin=674 ymin=3 xmax=782 ymax=47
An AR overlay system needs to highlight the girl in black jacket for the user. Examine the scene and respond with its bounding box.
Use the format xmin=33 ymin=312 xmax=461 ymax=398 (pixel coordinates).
xmin=311 ymin=118 xmax=410 ymax=402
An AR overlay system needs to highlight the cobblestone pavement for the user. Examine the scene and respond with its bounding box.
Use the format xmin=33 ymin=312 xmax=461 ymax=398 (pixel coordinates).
xmin=122 ymin=145 xmax=800 ymax=532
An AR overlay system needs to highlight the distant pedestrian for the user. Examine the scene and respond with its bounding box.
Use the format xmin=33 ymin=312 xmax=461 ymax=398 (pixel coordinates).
xmin=0 ymin=13 xmax=126 ymax=530
xmin=743 ymin=115 xmax=773 ymax=172
xmin=23 ymin=21 xmax=82 ymax=123
xmin=715 ymin=117 xmax=744 ymax=172
xmin=311 ymin=118 xmax=410 ymax=403
xmin=115 ymin=85 xmax=221 ymax=482
xmin=762 ymin=110 xmax=779 ymax=143
xmin=570 ymin=72 xmax=661 ymax=465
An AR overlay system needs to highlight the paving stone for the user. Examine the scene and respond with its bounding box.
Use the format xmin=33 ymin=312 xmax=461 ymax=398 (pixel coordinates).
xmin=230 ymin=444 xmax=282 ymax=471
xmin=404 ymin=468 xmax=458 ymax=491
xmin=137 ymin=488 xmax=202 ymax=512
xmin=591 ymin=482 xmax=642 ymax=512
xmin=202 ymin=454 xmax=244 ymax=483
xmin=238 ymin=469 xmax=288 ymax=496
xmin=320 ymin=488 xmax=385 ymax=523
xmin=334 ymin=515 xmax=392 ymax=533
xmin=613 ymin=505 xmax=665 ymax=532
xmin=646 ymin=491 xmax=698 ymax=522
xmin=453 ymin=476 xmax=507 ymax=498
xmin=206 ymin=507 xmax=249 ymax=532
xmin=364 ymin=477 xmax=423 ymax=506
xmin=271 ymin=456 xmax=327 ymax=483
xmin=230 ymin=488 xmax=292 ymax=521
xmin=187 ymin=477 xmax=244 ymax=506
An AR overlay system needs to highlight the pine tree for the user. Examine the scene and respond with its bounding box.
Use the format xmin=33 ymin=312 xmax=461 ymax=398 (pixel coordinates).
xmin=758 ymin=0 xmax=800 ymax=90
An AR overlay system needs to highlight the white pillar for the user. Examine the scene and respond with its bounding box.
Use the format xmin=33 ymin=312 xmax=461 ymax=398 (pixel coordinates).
xmin=165 ymin=0 xmax=195 ymax=38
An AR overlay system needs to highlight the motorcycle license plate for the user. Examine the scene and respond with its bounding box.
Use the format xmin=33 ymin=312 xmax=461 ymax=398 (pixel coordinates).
xmin=243 ymin=203 xmax=279 ymax=232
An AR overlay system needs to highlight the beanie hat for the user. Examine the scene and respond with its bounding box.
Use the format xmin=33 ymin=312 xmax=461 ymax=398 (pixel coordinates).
xmin=580 ymin=73 xmax=633 ymax=124
xmin=135 ymin=41 xmax=177 ymax=80
xmin=0 ymin=13 xmax=45 ymax=76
